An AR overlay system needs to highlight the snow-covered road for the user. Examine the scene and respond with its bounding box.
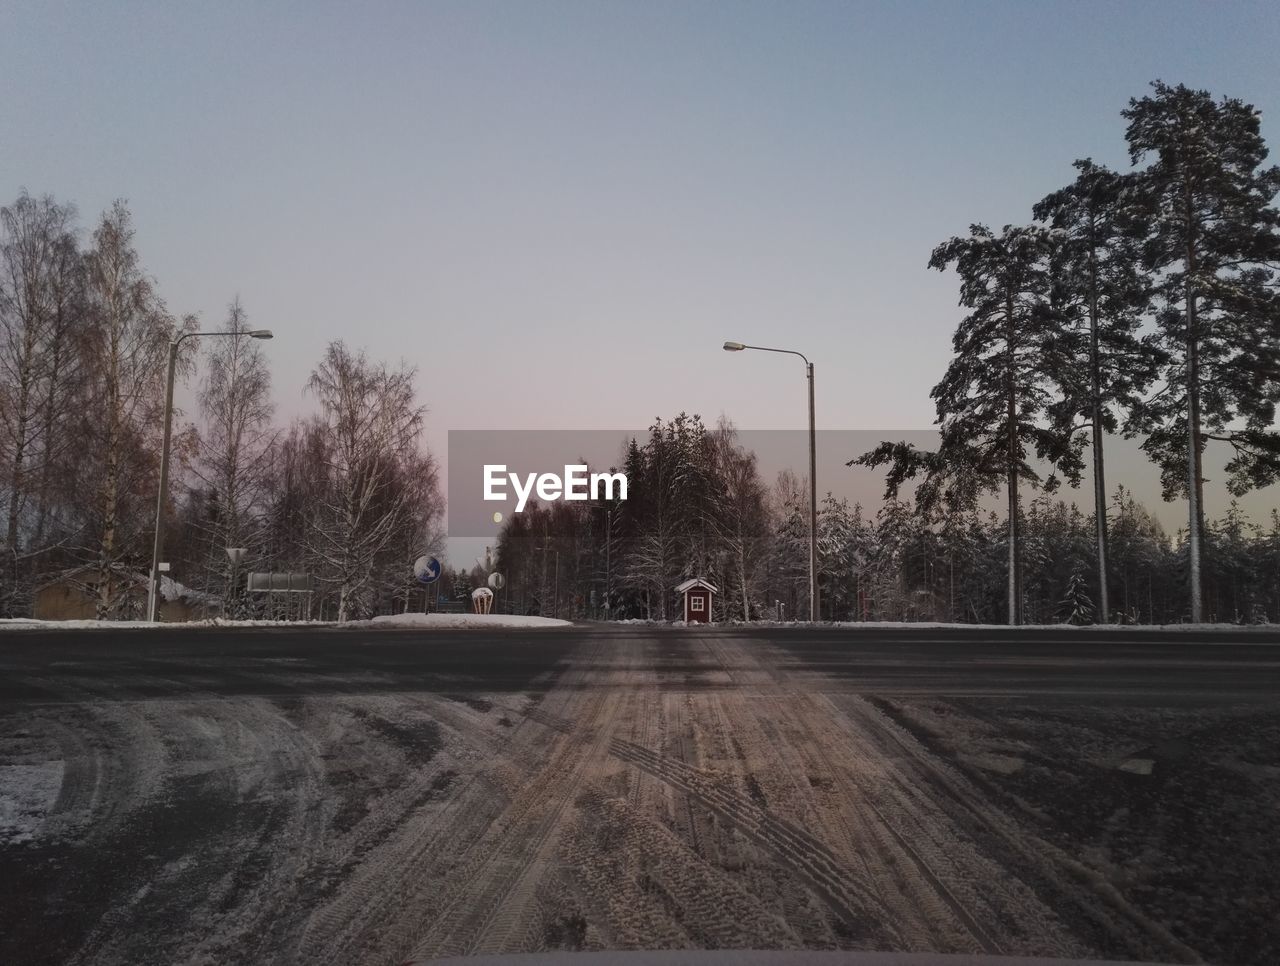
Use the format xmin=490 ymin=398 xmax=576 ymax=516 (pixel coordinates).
xmin=1 ymin=625 xmax=1277 ymax=965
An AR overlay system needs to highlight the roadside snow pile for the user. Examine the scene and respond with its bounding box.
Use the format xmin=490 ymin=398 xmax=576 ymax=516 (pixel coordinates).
xmin=363 ymin=613 xmax=571 ymax=629
xmin=0 ymin=615 xmax=569 ymax=630
xmin=0 ymin=617 xmax=341 ymax=630
xmin=0 ymin=618 xmax=165 ymax=630
xmin=825 ymin=620 xmax=1278 ymax=631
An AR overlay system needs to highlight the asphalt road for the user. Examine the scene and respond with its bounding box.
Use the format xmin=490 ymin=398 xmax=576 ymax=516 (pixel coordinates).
xmin=2 ymin=623 xmax=1278 ymax=703
xmin=2 ymin=624 xmax=1279 ymax=966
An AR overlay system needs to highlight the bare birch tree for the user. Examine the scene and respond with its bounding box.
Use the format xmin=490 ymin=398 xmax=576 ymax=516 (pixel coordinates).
xmin=707 ymin=419 xmax=769 ymax=621
xmin=0 ymin=191 xmax=82 ymax=611
xmin=81 ymin=201 xmax=193 ymax=617
xmin=193 ymin=296 xmax=274 ymax=609
xmin=306 ymin=342 xmax=426 ymax=621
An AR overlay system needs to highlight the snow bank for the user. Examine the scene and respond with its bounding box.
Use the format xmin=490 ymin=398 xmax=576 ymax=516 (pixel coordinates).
xmin=596 ymin=618 xmax=1278 ymax=632
xmin=0 ymin=614 xmax=569 ymax=631
xmin=829 ymin=620 xmax=1278 ymax=631
xmin=363 ymin=613 xmax=571 ymax=629
xmin=0 ymin=617 xmax=341 ymax=630
xmin=0 ymin=618 xmax=166 ymax=630
xmin=728 ymin=619 xmax=1279 ymax=632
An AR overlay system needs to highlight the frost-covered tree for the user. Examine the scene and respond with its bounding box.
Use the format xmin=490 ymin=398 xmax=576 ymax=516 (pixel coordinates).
xmin=81 ymin=201 xmax=194 ymax=618
xmin=0 ymin=192 xmax=83 ymax=611
xmin=707 ymin=421 xmax=769 ymax=621
xmin=617 ymin=414 xmax=714 ymax=618
xmin=1204 ymin=501 xmax=1262 ymax=623
xmin=305 ymin=342 xmax=426 ymax=621
xmin=1034 ymin=160 xmax=1159 ymax=621
xmin=1109 ymin=486 xmax=1176 ymax=623
xmin=817 ymin=495 xmax=873 ymax=621
xmin=1123 ymin=81 xmax=1280 ymax=621
xmin=1059 ymin=566 xmax=1095 ymax=625
xmin=766 ymin=469 xmax=809 ymax=620
xmin=193 ymin=297 xmax=274 ymax=609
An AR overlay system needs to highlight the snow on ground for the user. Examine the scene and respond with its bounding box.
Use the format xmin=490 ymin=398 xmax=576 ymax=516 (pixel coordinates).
xmin=1 ymin=615 xmax=1273 ymax=632
xmin=0 ymin=760 xmax=65 ymax=845
xmin=0 ymin=614 xmax=570 ymax=630
xmin=365 ymin=613 xmax=571 ymax=628
xmin=0 ymin=618 xmax=169 ymax=630
xmin=733 ymin=619 xmax=1280 ymax=631
xmin=608 ymin=618 xmax=1277 ymax=631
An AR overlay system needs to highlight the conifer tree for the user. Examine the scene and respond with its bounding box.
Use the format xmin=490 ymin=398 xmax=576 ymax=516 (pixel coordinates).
xmin=1034 ymin=160 xmax=1159 ymax=622
xmin=1123 ymin=81 xmax=1280 ymax=621
xmin=857 ymin=224 xmax=1082 ymax=624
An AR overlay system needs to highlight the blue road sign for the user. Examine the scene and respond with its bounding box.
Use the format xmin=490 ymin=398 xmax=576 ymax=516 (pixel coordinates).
xmin=414 ymin=555 xmax=442 ymax=585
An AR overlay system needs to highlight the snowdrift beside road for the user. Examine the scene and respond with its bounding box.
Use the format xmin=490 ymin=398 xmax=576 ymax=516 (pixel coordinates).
xmin=0 ymin=614 xmax=570 ymax=631
xmin=364 ymin=613 xmax=571 ymax=629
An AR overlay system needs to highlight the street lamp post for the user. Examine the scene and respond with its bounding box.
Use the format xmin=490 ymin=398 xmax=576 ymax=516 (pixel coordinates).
xmin=146 ymin=328 xmax=273 ymax=622
xmin=723 ymin=340 xmax=819 ymax=622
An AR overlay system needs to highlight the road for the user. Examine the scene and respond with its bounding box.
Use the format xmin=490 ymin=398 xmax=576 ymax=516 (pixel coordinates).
xmin=1 ymin=624 xmax=1278 ymax=966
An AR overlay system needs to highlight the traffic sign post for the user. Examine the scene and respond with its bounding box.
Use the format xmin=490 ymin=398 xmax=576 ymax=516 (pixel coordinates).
xmin=414 ymin=555 xmax=442 ymax=584
xmin=414 ymin=555 xmax=442 ymax=613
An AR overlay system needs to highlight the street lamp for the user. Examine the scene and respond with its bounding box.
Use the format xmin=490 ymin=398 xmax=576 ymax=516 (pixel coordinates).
xmin=146 ymin=328 xmax=273 ymax=622
xmin=723 ymin=340 xmax=819 ymax=621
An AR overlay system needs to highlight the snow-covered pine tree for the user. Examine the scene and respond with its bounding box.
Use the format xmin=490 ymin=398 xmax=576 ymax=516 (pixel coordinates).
xmin=1059 ymin=565 xmax=1095 ymax=625
xmin=856 ymin=224 xmax=1083 ymax=625
xmin=1123 ymin=81 xmax=1280 ymax=622
xmin=1034 ymin=160 xmax=1159 ymax=624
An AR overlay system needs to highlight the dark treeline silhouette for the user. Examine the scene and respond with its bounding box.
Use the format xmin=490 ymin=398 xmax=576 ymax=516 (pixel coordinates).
xmin=491 ymin=415 xmax=1280 ymax=624
xmin=857 ymin=81 xmax=1280 ymax=624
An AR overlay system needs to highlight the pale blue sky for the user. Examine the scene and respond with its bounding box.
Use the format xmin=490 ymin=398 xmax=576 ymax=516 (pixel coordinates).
xmin=3 ymin=1 xmax=1278 ymax=547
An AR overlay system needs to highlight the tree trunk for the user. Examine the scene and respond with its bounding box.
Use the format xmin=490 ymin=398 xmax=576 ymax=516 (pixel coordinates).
xmin=97 ymin=359 xmax=121 ymax=620
xmin=32 ymin=321 xmax=65 ymax=549
xmin=5 ymin=320 xmax=38 ymax=574
xmin=1006 ymin=295 xmax=1020 ymax=625
xmin=1185 ymin=194 xmax=1204 ymax=623
xmin=1087 ymin=229 xmax=1110 ymax=622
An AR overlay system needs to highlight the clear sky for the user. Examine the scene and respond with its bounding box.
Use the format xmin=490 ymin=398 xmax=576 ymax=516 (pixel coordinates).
xmin=3 ymin=1 xmax=1278 ymax=550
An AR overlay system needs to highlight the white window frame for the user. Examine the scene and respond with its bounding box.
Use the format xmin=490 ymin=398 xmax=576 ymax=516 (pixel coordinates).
xmin=690 ymin=595 xmax=705 ymax=613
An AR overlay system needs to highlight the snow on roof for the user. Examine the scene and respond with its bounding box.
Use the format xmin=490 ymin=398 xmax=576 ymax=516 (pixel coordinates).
xmin=674 ymin=578 xmax=718 ymax=595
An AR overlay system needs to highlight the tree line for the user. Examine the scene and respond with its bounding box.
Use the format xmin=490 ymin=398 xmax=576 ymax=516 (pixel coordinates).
xmin=858 ymin=81 xmax=1280 ymax=624
xmin=0 ymin=195 xmax=442 ymax=619
xmin=6 ymin=80 xmax=1276 ymax=625
xmin=490 ymin=81 xmax=1279 ymax=626
xmin=488 ymin=413 xmax=1280 ymax=624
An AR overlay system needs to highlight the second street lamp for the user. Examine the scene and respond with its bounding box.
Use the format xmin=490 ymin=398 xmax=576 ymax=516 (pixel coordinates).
xmin=723 ymin=340 xmax=819 ymax=622
xmin=146 ymin=328 xmax=274 ymax=622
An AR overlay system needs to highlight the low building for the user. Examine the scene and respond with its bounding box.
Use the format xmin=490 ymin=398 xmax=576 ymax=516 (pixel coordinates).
xmin=32 ymin=565 xmax=221 ymax=622
xmin=674 ymin=578 xmax=718 ymax=624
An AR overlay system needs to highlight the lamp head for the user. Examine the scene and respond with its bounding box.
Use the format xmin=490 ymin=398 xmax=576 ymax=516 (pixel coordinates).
xmin=723 ymin=341 xmax=746 ymax=352
xmin=249 ymin=329 xmax=274 ymax=340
